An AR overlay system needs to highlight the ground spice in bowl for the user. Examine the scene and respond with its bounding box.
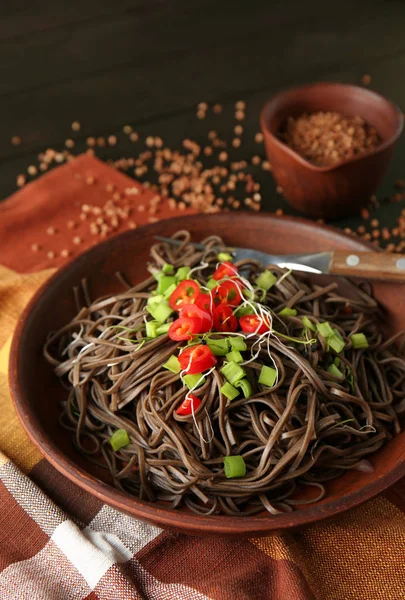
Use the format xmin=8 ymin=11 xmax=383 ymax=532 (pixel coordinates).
xmin=280 ymin=111 xmax=381 ymax=167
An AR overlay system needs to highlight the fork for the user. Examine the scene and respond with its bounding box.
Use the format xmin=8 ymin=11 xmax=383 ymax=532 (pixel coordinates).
xmin=155 ymin=236 xmax=405 ymax=282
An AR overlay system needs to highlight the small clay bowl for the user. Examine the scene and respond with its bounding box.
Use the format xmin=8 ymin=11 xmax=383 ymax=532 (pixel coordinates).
xmin=260 ymin=82 xmax=403 ymax=219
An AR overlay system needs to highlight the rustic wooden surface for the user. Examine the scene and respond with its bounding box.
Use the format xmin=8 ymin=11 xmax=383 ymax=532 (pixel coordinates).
xmin=1 ymin=0 xmax=405 ymax=235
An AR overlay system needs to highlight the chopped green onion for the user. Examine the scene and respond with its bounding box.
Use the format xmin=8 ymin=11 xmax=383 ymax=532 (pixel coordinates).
xmin=258 ymin=365 xmax=277 ymax=387
xmin=217 ymin=252 xmax=233 ymax=262
xmin=110 ymin=429 xmax=130 ymax=451
xmin=317 ymin=321 xmax=334 ymax=338
xmin=242 ymin=288 xmax=255 ymax=301
xmin=224 ymin=455 xmax=246 ymax=478
xmin=327 ymin=363 xmax=344 ymax=379
xmin=157 ymin=275 xmax=177 ymax=295
xmin=146 ymin=321 xmax=159 ymax=338
xmin=147 ymin=294 xmax=164 ymax=306
xmin=328 ymin=334 xmax=345 ymax=354
xmin=147 ymin=300 xmax=173 ymax=323
xmin=235 ymin=378 xmax=252 ymax=398
xmin=156 ymin=323 xmax=171 ymax=335
xmin=152 ymin=269 xmax=164 ymax=282
xmin=221 ymin=361 xmax=246 ymax=385
xmin=256 ymin=270 xmax=277 ymax=291
xmin=175 ymin=266 xmax=191 ymax=282
xmin=183 ymin=373 xmax=206 ymax=389
xmin=279 ymin=307 xmax=297 ymax=317
xmin=226 ymin=350 xmax=243 ymax=363
xmin=163 ymin=283 xmax=177 ymax=299
xmin=333 ymin=328 xmax=344 ymax=341
xmin=334 ymin=357 xmax=341 ymax=367
xmin=206 ymin=278 xmax=217 ymax=290
xmin=221 ymin=382 xmax=240 ymax=400
xmin=162 ymin=263 xmax=174 ymax=275
xmin=207 ymin=337 xmax=230 ymax=356
xmin=235 ymin=304 xmax=254 ymax=318
xmin=302 ymin=316 xmax=316 ymax=332
xmin=229 ymin=336 xmax=247 ymax=351
xmin=163 ymin=355 xmax=181 ymax=373
xmin=350 ymin=333 xmax=369 ymax=349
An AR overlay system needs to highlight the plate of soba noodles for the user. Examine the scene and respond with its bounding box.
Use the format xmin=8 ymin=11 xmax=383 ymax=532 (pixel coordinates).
xmin=9 ymin=213 xmax=405 ymax=537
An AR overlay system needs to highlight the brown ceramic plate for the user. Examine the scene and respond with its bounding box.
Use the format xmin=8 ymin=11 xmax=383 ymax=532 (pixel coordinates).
xmin=9 ymin=213 xmax=405 ymax=537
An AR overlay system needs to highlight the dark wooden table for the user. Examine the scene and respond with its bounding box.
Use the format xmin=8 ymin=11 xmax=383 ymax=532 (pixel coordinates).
xmin=2 ymin=0 xmax=405 ymax=238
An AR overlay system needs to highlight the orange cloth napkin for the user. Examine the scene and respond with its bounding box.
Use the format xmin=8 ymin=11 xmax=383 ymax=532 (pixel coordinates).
xmin=0 ymin=153 xmax=194 ymax=273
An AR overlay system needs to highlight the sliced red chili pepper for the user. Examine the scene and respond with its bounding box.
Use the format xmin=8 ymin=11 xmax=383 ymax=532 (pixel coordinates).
xmin=212 ymin=261 xmax=238 ymax=281
xmin=211 ymin=280 xmax=242 ymax=307
xmin=213 ymin=305 xmax=237 ymax=332
xmin=178 ymin=344 xmax=217 ymax=374
xmin=176 ymin=394 xmax=202 ymax=415
xmin=180 ymin=303 xmax=213 ymax=333
xmin=169 ymin=280 xmax=200 ymax=311
xmin=239 ymin=314 xmax=270 ymax=334
xmin=168 ymin=317 xmax=202 ymax=341
xmin=194 ymin=293 xmax=212 ymax=313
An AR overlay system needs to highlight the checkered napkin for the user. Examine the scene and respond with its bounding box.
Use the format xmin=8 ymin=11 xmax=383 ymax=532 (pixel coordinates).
xmin=1 ymin=156 xmax=405 ymax=600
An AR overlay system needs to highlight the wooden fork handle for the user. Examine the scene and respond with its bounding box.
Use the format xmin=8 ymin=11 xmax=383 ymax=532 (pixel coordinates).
xmin=329 ymin=251 xmax=405 ymax=282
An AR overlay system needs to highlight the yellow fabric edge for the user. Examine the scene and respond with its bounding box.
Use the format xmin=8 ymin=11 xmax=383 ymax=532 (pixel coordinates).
xmin=251 ymin=495 xmax=405 ymax=600
xmin=0 ymin=337 xmax=11 ymax=375
xmin=0 ymin=369 xmax=43 ymax=472
xmin=0 ymin=265 xmax=55 ymax=347
xmin=0 ymin=266 xmax=54 ymax=472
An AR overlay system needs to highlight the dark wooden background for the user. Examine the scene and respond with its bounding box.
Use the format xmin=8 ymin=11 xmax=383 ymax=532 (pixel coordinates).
xmin=1 ymin=0 xmax=405 ymax=234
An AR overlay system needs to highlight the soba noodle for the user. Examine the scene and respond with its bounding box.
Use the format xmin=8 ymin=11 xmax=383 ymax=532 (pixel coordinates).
xmin=44 ymin=231 xmax=405 ymax=515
